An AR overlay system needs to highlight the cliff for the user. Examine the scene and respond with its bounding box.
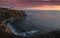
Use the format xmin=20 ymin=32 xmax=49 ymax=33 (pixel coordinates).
xmin=0 ymin=7 xmax=27 ymax=33
xmin=0 ymin=7 xmax=27 ymax=38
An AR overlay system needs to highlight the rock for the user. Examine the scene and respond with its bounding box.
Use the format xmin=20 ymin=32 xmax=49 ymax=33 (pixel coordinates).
xmin=0 ymin=7 xmax=27 ymax=38
xmin=0 ymin=30 xmax=25 ymax=38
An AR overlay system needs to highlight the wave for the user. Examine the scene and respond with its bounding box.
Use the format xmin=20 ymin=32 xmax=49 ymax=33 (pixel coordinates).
xmin=7 ymin=23 xmax=40 ymax=37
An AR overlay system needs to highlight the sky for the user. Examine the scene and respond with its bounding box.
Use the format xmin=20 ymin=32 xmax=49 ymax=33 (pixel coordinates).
xmin=0 ymin=0 xmax=60 ymax=10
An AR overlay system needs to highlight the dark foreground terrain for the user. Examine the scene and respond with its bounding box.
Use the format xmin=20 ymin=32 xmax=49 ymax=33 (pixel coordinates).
xmin=0 ymin=30 xmax=60 ymax=38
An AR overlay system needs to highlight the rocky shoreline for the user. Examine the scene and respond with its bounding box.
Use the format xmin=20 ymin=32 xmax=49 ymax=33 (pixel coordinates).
xmin=0 ymin=7 xmax=27 ymax=38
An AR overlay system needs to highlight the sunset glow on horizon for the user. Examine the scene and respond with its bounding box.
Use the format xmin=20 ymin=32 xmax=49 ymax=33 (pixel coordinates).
xmin=23 ymin=5 xmax=60 ymax=10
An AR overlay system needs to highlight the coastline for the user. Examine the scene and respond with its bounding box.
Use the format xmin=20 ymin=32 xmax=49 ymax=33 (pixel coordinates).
xmin=0 ymin=8 xmax=60 ymax=38
xmin=0 ymin=7 xmax=27 ymax=38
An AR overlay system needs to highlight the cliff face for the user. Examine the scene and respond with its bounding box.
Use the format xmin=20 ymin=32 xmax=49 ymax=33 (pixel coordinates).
xmin=0 ymin=7 xmax=27 ymax=38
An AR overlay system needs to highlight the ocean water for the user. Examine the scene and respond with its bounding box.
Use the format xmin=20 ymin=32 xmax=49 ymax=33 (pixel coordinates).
xmin=25 ymin=10 xmax=60 ymax=30
xmin=7 ymin=10 xmax=60 ymax=37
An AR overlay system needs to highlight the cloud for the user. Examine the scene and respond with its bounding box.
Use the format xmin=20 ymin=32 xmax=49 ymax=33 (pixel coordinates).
xmin=0 ymin=0 xmax=60 ymax=10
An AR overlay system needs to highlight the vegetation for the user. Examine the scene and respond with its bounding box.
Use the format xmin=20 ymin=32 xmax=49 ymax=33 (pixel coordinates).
xmin=0 ymin=7 xmax=27 ymax=22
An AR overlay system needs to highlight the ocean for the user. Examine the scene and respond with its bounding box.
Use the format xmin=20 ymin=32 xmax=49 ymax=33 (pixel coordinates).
xmin=7 ymin=10 xmax=60 ymax=37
